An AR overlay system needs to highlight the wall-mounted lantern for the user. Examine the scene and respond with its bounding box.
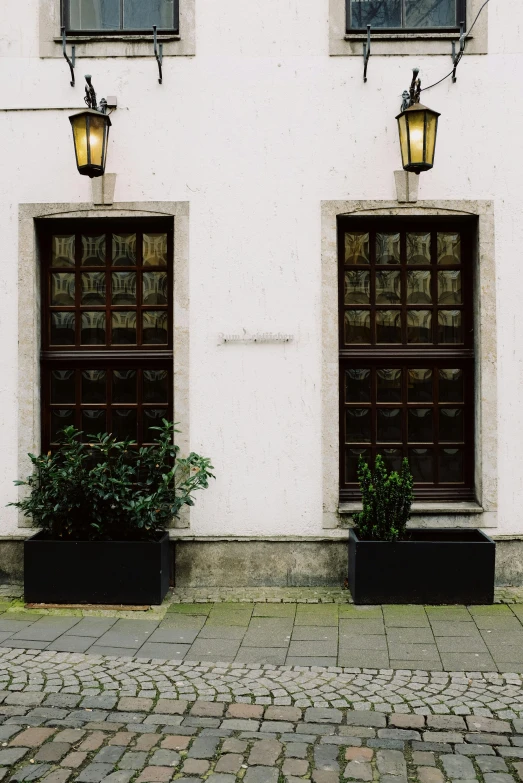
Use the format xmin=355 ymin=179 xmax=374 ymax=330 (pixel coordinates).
xmin=69 ymin=75 xmax=112 ymax=178
xmin=396 ymin=69 xmax=440 ymax=174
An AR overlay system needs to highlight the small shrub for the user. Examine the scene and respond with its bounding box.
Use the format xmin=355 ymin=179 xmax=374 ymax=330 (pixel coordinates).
xmin=11 ymin=421 xmax=214 ymax=542
xmin=353 ymin=454 xmax=413 ymax=542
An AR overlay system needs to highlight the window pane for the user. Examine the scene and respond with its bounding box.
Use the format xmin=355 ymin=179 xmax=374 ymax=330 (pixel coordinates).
xmin=409 ymin=448 xmax=433 ymax=482
xmin=407 ymin=271 xmax=432 ymax=304
xmin=438 ymin=310 xmax=463 ymax=343
xmin=344 ymin=233 xmax=369 ymax=265
xmin=377 ymin=409 xmax=402 ymax=442
xmin=81 ymin=312 xmax=106 ymax=345
xmin=379 ymin=448 xmax=402 ymax=473
xmin=376 ymin=233 xmax=400 ymax=264
xmin=112 ymin=311 xmax=137 ymax=344
xmin=351 ymin=0 xmax=401 ymax=28
xmin=143 ymin=234 xmax=168 ymax=267
xmin=438 ymin=270 xmax=462 ymax=304
xmin=82 ymin=409 xmax=107 ymax=439
xmin=345 ymin=448 xmax=369 ymax=482
xmin=406 ymin=0 xmax=456 ymax=28
xmin=51 ymin=410 xmax=74 ymax=443
xmin=68 ymin=0 xmax=120 ymax=29
xmin=408 ymin=408 xmax=433 ymax=443
xmin=345 ymin=310 xmax=371 ymax=344
xmin=52 ymin=235 xmax=75 ymax=267
xmin=143 ymin=370 xmax=169 ymax=403
xmin=81 ymin=235 xmax=106 ymax=266
xmin=143 ymin=311 xmax=168 ymax=344
xmin=123 ymin=0 xmax=174 ymax=29
xmin=439 ymin=408 xmax=464 ymax=442
xmin=376 ymin=310 xmax=401 ymax=343
xmin=345 ymin=270 xmax=370 ymax=304
xmin=407 ymin=310 xmax=432 ymax=343
xmin=408 ymin=369 xmax=432 ymax=402
xmin=376 ymin=271 xmax=401 ymax=304
xmin=406 ymin=232 xmax=430 ymax=265
xmin=81 ymin=272 xmax=106 ymax=305
xmin=439 ymin=448 xmax=464 ymax=482
xmin=437 ymin=232 xmax=461 ymax=265
xmin=51 ymin=273 xmax=75 ymax=306
xmin=82 ymin=370 xmax=106 ymax=403
xmin=143 ymin=272 xmax=168 ymax=305
xmin=345 ymin=369 xmax=371 ymax=403
xmin=51 ymin=370 xmax=75 ymax=404
xmin=112 ymin=272 xmax=137 ymax=305
xmin=439 ymin=369 xmax=463 ymax=402
xmin=112 ymin=409 xmax=137 ymax=441
xmin=346 ymin=409 xmax=371 ymax=443
xmin=51 ymin=312 xmax=75 ymax=345
xmin=143 ymin=408 xmax=168 ymax=442
xmin=112 ymin=233 xmax=137 ymax=266
xmin=377 ymin=369 xmax=401 ymax=402
xmin=113 ymin=370 xmax=137 ymax=403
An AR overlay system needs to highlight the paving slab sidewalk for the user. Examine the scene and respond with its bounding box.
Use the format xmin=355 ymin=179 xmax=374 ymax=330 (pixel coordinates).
xmin=2 ymin=602 xmax=523 ymax=672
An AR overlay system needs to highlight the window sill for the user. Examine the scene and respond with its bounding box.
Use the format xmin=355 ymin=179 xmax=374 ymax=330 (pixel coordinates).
xmin=344 ymin=31 xmax=470 ymax=42
xmin=43 ymin=31 xmax=193 ymax=58
xmin=54 ymin=34 xmax=180 ymax=43
xmin=339 ymin=501 xmax=484 ymax=515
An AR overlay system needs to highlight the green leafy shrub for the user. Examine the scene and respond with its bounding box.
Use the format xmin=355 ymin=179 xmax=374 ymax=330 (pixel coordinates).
xmin=353 ymin=454 xmax=413 ymax=542
xmin=11 ymin=421 xmax=214 ymax=542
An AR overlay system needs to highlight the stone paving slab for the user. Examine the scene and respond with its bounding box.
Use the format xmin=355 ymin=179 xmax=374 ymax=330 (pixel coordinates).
xmin=3 ymin=603 xmax=523 ymax=671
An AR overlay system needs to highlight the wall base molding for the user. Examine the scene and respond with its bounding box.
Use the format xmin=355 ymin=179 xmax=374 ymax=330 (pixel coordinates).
xmin=2 ymin=537 xmax=523 ymax=588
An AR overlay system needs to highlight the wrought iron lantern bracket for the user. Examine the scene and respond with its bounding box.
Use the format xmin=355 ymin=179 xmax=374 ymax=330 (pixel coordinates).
xmin=401 ymin=67 xmax=421 ymax=111
xmin=84 ymin=75 xmax=109 ymax=114
xmin=153 ymin=26 xmax=163 ymax=84
xmin=363 ymin=25 xmax=371 ymax=83
xmin=62 ymin=27 xmax=76 ymax=87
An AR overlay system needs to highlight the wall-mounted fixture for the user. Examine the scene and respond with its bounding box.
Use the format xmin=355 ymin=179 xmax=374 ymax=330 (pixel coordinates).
xmin=451 ymin=21 xmax=466 ymax=82
xmin=363 ymin=25 xmax=371 ymax=83
xmin=396 ymin=68 xmax=440 ymax=174
xmin=153 ymin=26 xmax=163 ymax=84
xmin=69 ymin=75 xmax=113 ymax=178
xmin=61 ymin=27 xmax=75 ymax=87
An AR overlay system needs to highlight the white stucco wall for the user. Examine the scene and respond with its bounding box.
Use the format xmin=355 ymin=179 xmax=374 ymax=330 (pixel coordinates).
xmin=0 ymin=0 xmax=521 ymax=538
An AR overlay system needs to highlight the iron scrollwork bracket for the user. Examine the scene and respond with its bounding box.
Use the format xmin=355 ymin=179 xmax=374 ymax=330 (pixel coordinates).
xmin=62 ymin=26 xmax=76 ymax=87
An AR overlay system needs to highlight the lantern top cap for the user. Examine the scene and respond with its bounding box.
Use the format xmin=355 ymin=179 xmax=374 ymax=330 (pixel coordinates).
xmin=396 ymin=102 xmax=441 ymax=120
xmin=69 ymin=108 xmax=112 ymax=126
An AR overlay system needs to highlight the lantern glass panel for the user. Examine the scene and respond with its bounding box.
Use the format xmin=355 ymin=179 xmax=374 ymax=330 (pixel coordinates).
xmin=88 ymin=114 xmax=106 ymax=168
xmin=398 ymin=114 xmax=409 ymax=168
xmin=71 ymin=115 xmax=88 ymax=168
xmin=407 ymin=110 xmax=426 ymax=165
xmin=426 ymin=111 xmax=438 ymax=165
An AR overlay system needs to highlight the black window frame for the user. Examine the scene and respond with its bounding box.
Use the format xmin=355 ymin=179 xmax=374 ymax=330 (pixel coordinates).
xmin=62 ymin=0 xmax=180 ymax=36
xmin=346 ymin=0 xmax=466 ymax=34
xmin=338 ymin=215 xmax=476 ymax=504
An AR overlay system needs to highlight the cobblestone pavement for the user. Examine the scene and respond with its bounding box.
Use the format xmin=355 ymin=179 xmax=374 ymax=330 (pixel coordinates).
xmin=3 ymin=603 xmax=523 ymax=672
xmin=2 ymin=687 xmax=523 ymax=783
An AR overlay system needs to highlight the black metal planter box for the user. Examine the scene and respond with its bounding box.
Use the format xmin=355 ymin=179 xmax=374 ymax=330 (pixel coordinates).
xmin=24 ymin=531 xmax=170 ymax=605
xmin=348 ymin=528 xmax=495 ymax=605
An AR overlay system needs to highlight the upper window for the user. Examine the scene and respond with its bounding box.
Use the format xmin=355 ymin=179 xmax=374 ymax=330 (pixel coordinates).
xmin=347 ymin=0 xmax=465 ymax=31
xmin=64 ymin=0 xmax=180 ymax=34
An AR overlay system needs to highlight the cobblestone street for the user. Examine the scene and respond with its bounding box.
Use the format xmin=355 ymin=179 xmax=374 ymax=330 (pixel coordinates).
xmin=2 ymin=674 xmax=523 ymax=783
